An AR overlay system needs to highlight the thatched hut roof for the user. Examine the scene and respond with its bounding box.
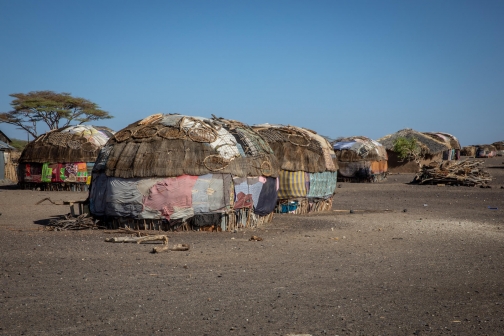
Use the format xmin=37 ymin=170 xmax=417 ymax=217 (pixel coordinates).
xmin=423 ymin=132 xmax=461 ymax=150
xmin=492 ymin=141 xmax=504 ymax=150
xmin=19 ymin=125 xmax=114 ymax=163
xmin=461 ymin=146 xmax=476 ymax=156
xmin=332 ymin=136 xmax=387 ymax=162
xmin=476 ymin=144 xmax=497 ymax=151
xmin=377 ymin=129 xmax=450 ymax=155
xmin=97 ymin=114 xmax=280 ymax=178
xmin=251 ymin=123 xmax=338 ymax=173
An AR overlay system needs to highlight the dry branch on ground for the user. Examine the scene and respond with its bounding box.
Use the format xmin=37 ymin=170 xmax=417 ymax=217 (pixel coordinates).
xmin=414 ymin=160 xmax=492 ymax=186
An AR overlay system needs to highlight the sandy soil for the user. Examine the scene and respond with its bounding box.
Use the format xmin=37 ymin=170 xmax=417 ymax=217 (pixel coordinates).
xmin=1 ymin=157 xmax=503 ymax=336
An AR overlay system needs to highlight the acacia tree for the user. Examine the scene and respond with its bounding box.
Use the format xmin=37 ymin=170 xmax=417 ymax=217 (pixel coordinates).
xmin=0 ymin=90 xmax=113 ymax=138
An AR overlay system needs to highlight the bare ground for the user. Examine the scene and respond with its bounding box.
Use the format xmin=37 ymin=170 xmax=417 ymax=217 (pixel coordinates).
xmin=1 ymin=157 xmax=503 ymax=336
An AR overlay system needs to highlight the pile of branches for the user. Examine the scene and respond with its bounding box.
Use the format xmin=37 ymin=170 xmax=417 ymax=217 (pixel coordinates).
xmin=414 ymin=160 xmax=492 ymax=186
xmin=46 ymin=213 xmax=106 ymax=231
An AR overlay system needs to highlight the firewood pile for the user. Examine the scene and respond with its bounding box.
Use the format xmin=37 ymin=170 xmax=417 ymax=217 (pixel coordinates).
xmin=414 ymin=160 xmax=492 ymax=186
xmin=46 ymin=213 xmax=106 ymax=231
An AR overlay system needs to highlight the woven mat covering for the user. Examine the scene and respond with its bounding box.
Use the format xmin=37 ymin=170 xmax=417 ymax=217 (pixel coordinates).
xmin=157 ymin=126 xmax=186 ymax=139
xmin=67 ymin=140 xmax=82 ymax=149
xmin=133 ymin=125 xmax=159 ymax=139
xmin=187 ymin=121 xmax=218 ymax=143
xmin=203 ymin=155 xmax=230 ymax=171
xmin=139 ymin=113 xmax=163 ymax=125
xmin=258 ymin=128 xmax=287 ymax=143
xmin=81 ymin=142 xmax=98 ymax=152
xmin=47 ymin=132 xmax=73 ymax=147
xmin=288 ymin=133 xmax=310 ymax=147
xmin=114 ymin=129 xmax=133 ymax=142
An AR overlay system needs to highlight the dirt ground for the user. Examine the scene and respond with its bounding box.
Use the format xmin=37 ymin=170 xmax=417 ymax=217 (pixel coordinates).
xmin=1 ymin=157 xmax=503 ymax=336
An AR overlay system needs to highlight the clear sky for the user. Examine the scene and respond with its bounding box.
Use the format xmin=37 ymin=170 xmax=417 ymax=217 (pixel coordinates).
xmin=1 ymin=0 xmax=502 ymax=146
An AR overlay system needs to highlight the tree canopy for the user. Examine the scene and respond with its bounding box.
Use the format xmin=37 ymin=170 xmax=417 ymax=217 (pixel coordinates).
xmin=393 ymin=137 xmax=421 ymax=161
xmin=0 ymin=90 xmax=113 ymax=138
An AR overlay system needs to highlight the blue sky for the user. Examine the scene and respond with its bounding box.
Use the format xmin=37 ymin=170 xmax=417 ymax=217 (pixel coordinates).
xmin=0 ymin=0 xmax=502 ymax=146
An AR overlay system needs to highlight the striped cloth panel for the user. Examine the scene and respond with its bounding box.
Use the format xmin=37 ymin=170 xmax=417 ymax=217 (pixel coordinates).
xmin=278 ymin=170 xmax=307 ymax=199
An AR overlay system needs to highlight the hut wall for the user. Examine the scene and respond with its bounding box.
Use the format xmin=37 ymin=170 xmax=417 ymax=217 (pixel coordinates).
xmin=89 ymin=172 xmax=278 ymax=231
xmin=337 ymin=161 xmax=388 ymax=182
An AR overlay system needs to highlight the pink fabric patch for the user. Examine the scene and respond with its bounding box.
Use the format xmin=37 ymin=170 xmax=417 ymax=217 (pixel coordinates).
xmin=143 ymin=175 xmax=198 ymax=220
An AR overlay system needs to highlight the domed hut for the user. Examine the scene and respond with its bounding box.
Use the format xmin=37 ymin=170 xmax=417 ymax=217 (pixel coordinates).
xmin=492 ymin=141 xmax=504 ymax=156
xmin=89 ymin=114 xmax=280 ymax=231
xmin=422 ymin=132 xmax=461 ymax=161
xmin=461 ymin=146 xmax=476 ymax=157
xmin=377 ymin=129 xmax=460 ymax=174
xmin=251 ymin=124 xmax=338 ymax=214
xmin=476 ymin=144 xmax=497 ymax=158
xmin=332 ymin=136 xmax=388 ymax=182
xmin=18 ymin=125 xmax=114 ymax=191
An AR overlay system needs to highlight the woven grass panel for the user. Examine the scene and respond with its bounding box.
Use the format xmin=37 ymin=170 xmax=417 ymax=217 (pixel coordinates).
xmin=102 ymin=115 xmax=280 ymax=178
xmin=20 ymin=140 xmax=100 ymax=163
xmin=268 ymin=142 xmax=327 ymax=173
xmin=19 ymin=125 xmax=114 ymax=164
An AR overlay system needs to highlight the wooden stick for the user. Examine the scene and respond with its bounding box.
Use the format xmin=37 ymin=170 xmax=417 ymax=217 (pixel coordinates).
xmin=105 ymin=235 xmax=168 ymax=244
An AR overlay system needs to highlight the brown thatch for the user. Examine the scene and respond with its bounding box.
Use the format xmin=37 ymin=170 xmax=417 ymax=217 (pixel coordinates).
xmin=377 ymin=129 xmax=450 ymax=155
xmin=100 ymin=115 xmax=280 ymax=178
xmin=492 ymin=141 xmax=504 ymax=151
xmin=461 ymin=146 xmax=476 ymax=157
xmin=252 ymin=124 xmax=338 ymax=173
xmin=20 ymin=125 xmax=113 ymax=164
xmin=423 ymin=132 xmax=461 ymax=150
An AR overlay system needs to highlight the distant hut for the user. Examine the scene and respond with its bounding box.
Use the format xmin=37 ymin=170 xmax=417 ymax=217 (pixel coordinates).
xmin=89 ymin=114 xmax=280 ymax=231
xmin=0 ymin=139 xmax=16 ymax=181
xmin=422 ymin=132 xmax=461 ymax=160
xmin=461 ymin=146 xmax=477 ymax=157
xmin=332 ymin=136 xmax=388 ymax=182
xmin=476 ymin=144 xmax=497 ymax=158
xmin=491 ymin=141 xmax=504 ymax=156
xmin=252 ymin=124 xmax=338 ymax=214
xmin=377 ymin=129 xmax=460 ymax=174
xmin=18 ymin=125 xmax=114 ymax=191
